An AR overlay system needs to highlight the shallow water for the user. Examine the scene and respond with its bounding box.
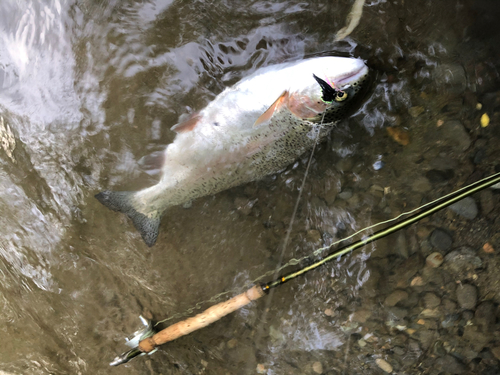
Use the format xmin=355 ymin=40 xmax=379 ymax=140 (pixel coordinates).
xmin=1 ymin=0 xmax=500 ymax=374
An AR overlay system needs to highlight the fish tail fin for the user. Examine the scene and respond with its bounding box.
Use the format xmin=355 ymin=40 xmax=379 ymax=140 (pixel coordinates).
xmin=95 ymin=190 xmax=161 ymax=247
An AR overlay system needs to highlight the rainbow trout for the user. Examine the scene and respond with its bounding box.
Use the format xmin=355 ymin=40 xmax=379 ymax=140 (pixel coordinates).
xmin=96 ymin=56 xmax=370 ymax=246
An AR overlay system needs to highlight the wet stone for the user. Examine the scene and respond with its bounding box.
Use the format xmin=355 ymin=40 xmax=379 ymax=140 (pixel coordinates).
xmin=423 ymin=293 xmax=441 ymax=309
xmin=444 ymin=247 xmax=482 ymax=278
xmin=442 ymin=299 xmax=457 ymax=313
xmin=463 ymin=325 xmax=493 ymax=352
xmin=375 ymin=358 xmax=393 ymax=373
xmin=256 ymin=364 xmax=266 ymax=374
xmin=448 ymin=197 xmax=478 ymax=219
xmin=429 ymin=229 xmax=452 ymax=251
xmin=434 ymin=63 xmax=467 ymax=93
xmin=384 ymin=290 xmax=409 ymax=307
xmin=338 ymin=189 xmax=353 ymax=200
xmin=227 ymin=338 xmax=238 ymax=349
xmin=492 ymin=347 xmax=500 ymax=361
xmin=409 ymin=106 xmax=425 ymax=118
xmin=479 ymin=189 xmax=495 ymax=215
xmin=473 ymin=148 xmax=486 ymax=164
xmin=415 ymin=329 xmax=435 ymax=350
xmin=441 ymin=314 xmax=459 ymax=328
xmin=426 ymin=252 xmax=444 ymax=268
xmin=461 ymin=310 xmax=474 ymax=322
xmin=435 ymin=354 xmax=466 ymax=374
xmin=474 ymin=301 xmax=495 ymax=331
xmin=437 ymin=121 xmax=471 ymax=152
xmin=312 ymin=361 xmax=323 ymax=374
xmin=306 ymin=230 xmax=322 ymax=246
xmin=411 ymin=176 xmax=432 ymax=193
xmin=456 ymin=284 xmax=477 ymax=310
xmin=335 ymin=157 xmax=353 ymax=172
xmin=429 ymin=157 xmax=459 ymax=171
xmin=350 ymin=309 xmax=372 ymax=323
xmin=234 ymin=197 xmax=255 ymax=215
xmin=425 ymin=169 xmax=455 ymax=184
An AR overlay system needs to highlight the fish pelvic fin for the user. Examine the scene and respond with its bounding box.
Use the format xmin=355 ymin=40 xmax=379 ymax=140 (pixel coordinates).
xmin=95 ymin=190 xmax=161 ymax=247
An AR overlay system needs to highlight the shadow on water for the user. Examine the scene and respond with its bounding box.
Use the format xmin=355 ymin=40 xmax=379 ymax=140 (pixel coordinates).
xmin=1 ymin=0 xmax=500 ymax=374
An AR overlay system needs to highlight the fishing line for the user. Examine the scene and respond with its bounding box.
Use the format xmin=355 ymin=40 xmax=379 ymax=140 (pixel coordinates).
xmin=251 ymin=112 xmax=327 ymax=360
xmin=111 ymin=171 xmax=500 ymax=366
xmin=155 ymin=114 xmax=327 ymax=327
xmin=155 ymin=167 xmax=500 ymax=326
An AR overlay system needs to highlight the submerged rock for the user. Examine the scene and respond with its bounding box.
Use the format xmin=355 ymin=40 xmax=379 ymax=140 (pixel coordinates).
xmin=375 ymin=358 xmax=393 ymax=373
xmin=444 ymin=247 xmax=482 ymax=279
xmin=426 ymin=252 xmax=444 ymax=268
xmin=435 ymin=354 xmax=466 ymax=374
xmin=429 ymin=229 xmax=452 ymax=251
xmin=448 ymin=197 xmax=478 ymax=219
xmin=456 ymin=284 xmax=477 ymax=310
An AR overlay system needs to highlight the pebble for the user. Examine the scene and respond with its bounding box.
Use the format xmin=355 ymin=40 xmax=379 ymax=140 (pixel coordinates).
xmin=324 ymin=308 xmax=334 ymax=316
xmin=410 ymin=176 xmax=432 ymax=193
xmin=479 ymin=189 xmax=495 ymax=215
xmin=423 ymin=293 xmax=441 ymax=309
xmin=474 ymin=301 xmax=495 ymax=331
xmin=227 ymin=338 xmax=238 ymax=349
xmin=410 ymin=276 xmax=425 ymax=286
xmin=409 ymin=106 xmax=425 ymax=118
xmin=425 ymin=169 xmax=455 ymax=184
xmin=435 ymin=354 xmax=466 ymax=374
xmin=375 ymin=358 xmax=393 ymax=373
xmin=426 ymin=252 xmax=444 ymax=268
xmin=420 ymin=308 xmax=441 ymax=318
xmin=492 ymin=347 xmax=500 ymax=360
xmin=456 ymin=284 xmax=477 ymax=310
xmin=312 ymin=361 xmax=323 ymax=374
xmin=338 ymin=189 xmax=353 ymax=200
xmin=448 ymin=197 xmax=478 ymax=219
xmin=444 ymin=247 xmax=482 ymax=278
xmin=384 ymin=290 xmax=409 ymax=307
xmin=350 ymin=309 xmax=372 ymax=323
xmin=434 ymin=63 xmax=467 ymax=93
xmin=429 ymin=229 xmax=452 ymax=251
xmin=306 ymin=229 xmax=322 ymax=246
xmin=256 ymin=364 xmax=266 ymax=374
xmin=438 ymin=121 xmax=471 ymax=152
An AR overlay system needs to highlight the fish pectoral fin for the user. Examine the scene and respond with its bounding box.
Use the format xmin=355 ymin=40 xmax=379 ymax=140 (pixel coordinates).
xmin=253 ymin=90 xmax=289 ymax=128
xmin=171 ymin=112 xmax=201 ymax=133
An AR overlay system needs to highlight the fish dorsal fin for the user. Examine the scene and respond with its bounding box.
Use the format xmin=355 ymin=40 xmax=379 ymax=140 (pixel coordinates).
xmin=253 ymin=91 xmax=289 ymax=128
xmin=171 ymin=113 xmax=201 ymax=133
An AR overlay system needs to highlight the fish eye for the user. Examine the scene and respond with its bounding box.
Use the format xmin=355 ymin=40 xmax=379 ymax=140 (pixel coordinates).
xmin=334 ymin=91 xmax=348 ymax=102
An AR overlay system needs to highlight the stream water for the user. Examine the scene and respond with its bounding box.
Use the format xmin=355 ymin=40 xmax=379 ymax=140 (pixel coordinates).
xmin=1 ymin=0 xmax=500 ymax=374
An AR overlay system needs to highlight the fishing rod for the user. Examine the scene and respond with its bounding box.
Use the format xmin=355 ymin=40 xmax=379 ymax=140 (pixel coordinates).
xmin=110 ymin=171 xmax=500 ymax=366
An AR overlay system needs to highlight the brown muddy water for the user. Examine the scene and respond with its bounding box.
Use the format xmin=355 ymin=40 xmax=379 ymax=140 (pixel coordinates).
xmin=1 ymin=0 xmax=500 ymax=374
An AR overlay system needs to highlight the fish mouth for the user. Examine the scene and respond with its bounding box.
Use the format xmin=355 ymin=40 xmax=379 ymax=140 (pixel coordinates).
xmin=334 ymin=63 xmax=369 ymax=88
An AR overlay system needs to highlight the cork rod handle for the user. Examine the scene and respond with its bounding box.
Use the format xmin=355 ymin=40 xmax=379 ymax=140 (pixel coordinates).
xmin=138 ymin=285 xmax=265 ymax=353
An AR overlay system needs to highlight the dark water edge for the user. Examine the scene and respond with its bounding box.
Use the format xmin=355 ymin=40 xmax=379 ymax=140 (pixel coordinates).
xmin=0 ymin=0 xmax=500 ymax=374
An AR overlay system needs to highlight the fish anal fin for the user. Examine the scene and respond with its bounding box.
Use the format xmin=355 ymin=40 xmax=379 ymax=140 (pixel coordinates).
xmin=138 ymin=150 xmax=166 ymax=175
xmin=253 ymin=91 xmax=289 ymax=128
xmin=171 ymin=113 xmax=201 ymax=133
xmin=287 ymin=93 xmax=329 ymax=120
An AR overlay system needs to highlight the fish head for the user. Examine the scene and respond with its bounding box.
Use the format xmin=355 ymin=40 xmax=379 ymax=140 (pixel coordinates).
xmin=298 ymin=57 xmax=370 ymax=124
